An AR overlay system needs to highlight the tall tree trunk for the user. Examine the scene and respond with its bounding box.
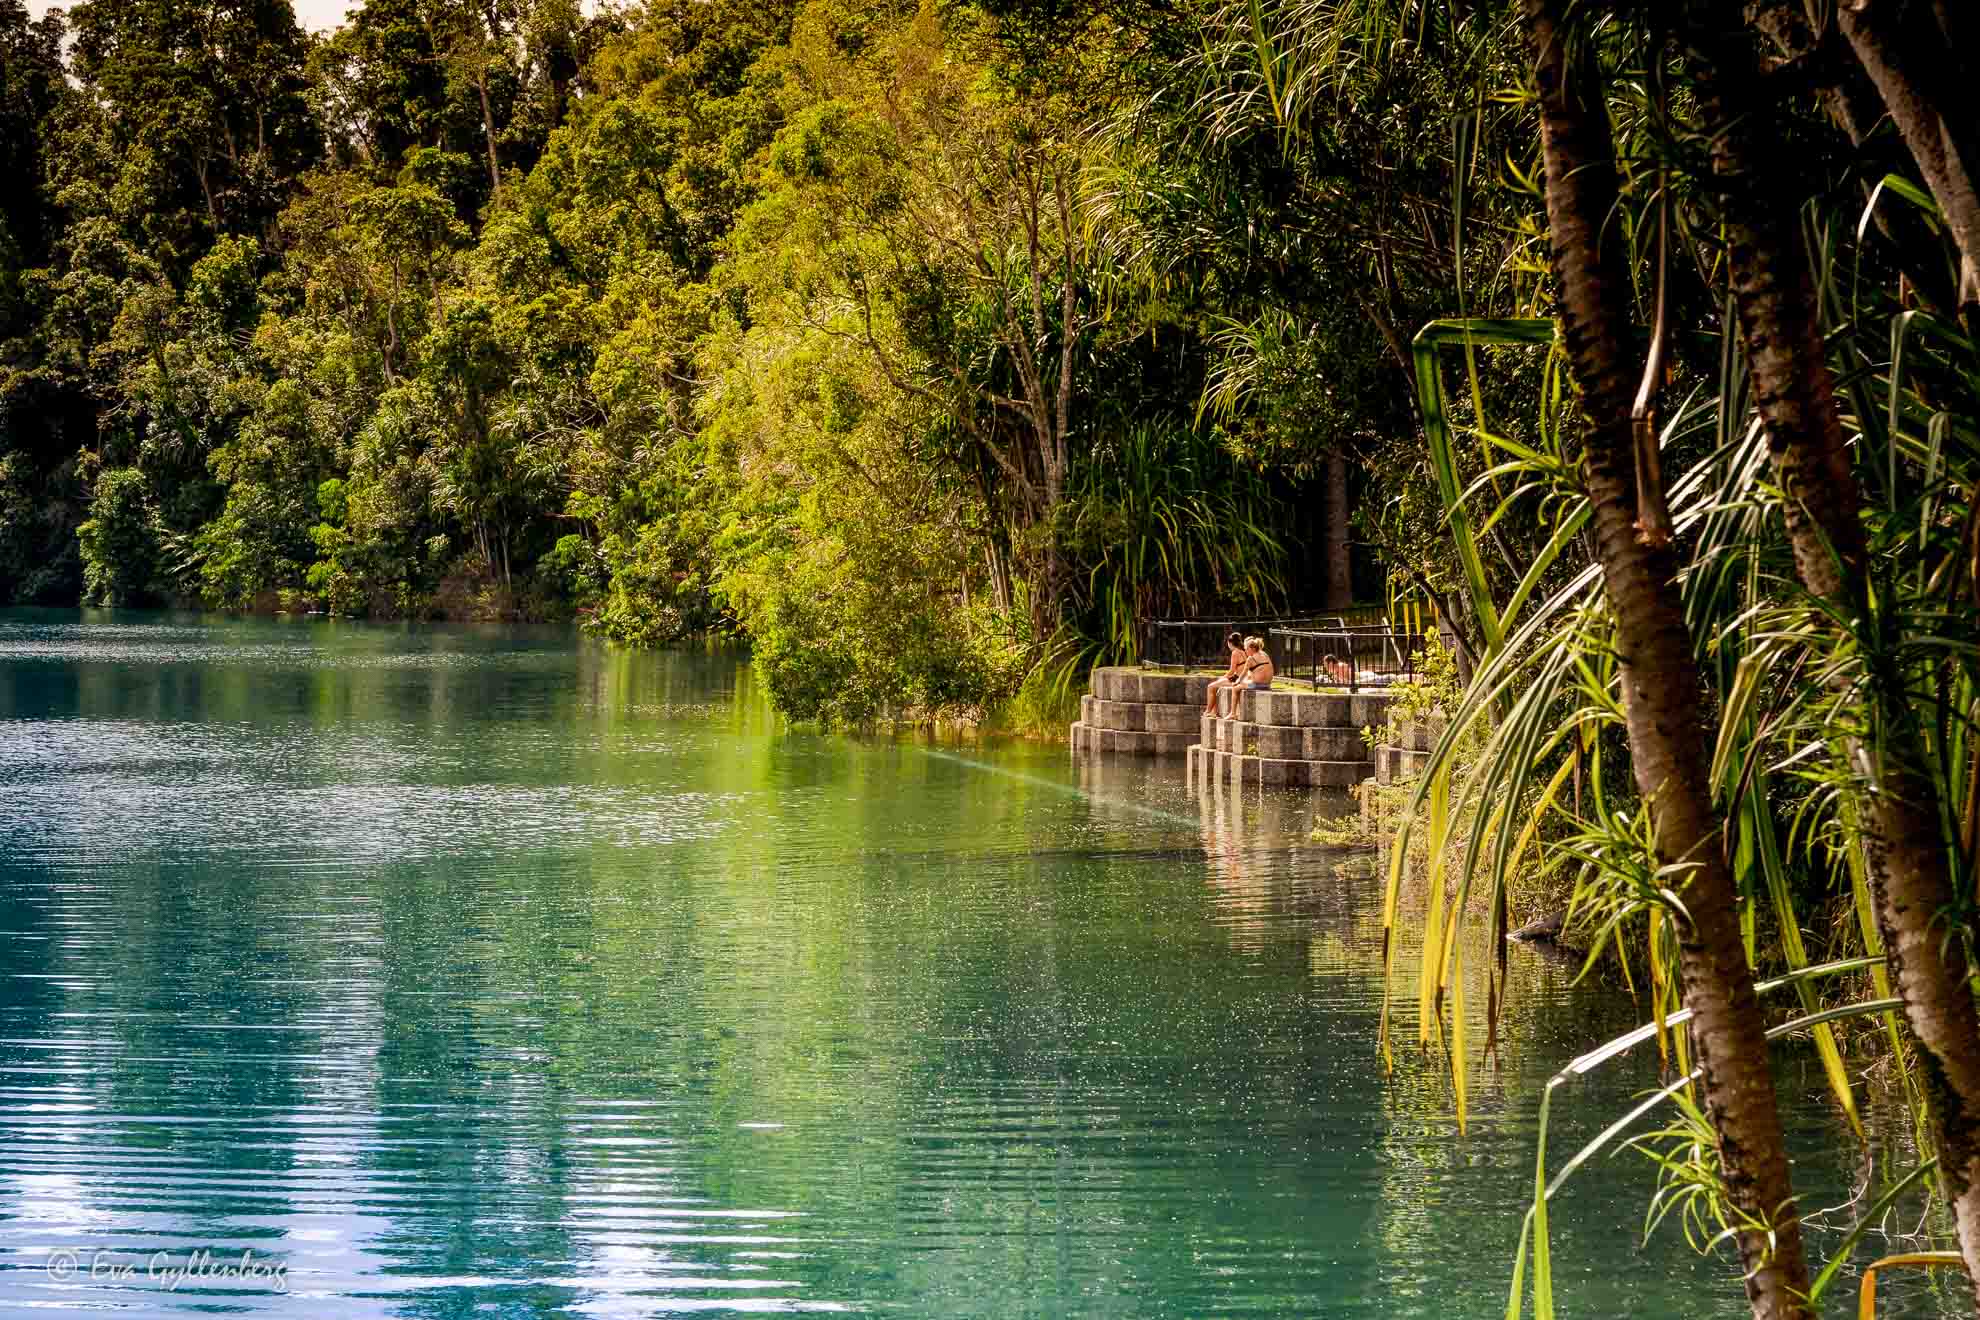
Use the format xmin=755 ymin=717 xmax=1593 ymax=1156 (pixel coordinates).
xmin=1685 ymin=8 xmax=1980 ymax=1300
xmin=986 ymin=538 xmax=1012 ymax=615
xmin=476 ymin=67 xmax=502 ymax=207
xmin=1323 ymin=447 xmax=1351 ymax=610
xmin=382 ymin=260 xmax=402 ymax=382
xmin=1745 ymin=0 xmax=1962 ymax=316
xmin=1029 ymin=412 xmax=1062 ymax=641
xmin=1029 ymin=165 xmax=1080 ymax=642
xmin=1833 ymin=0 xmax=1980 ymax=320
xmin=194 ymin=156 xmax=220 ymax=232
xmin=1523 ymin=4 xmax=1814 ymax=1314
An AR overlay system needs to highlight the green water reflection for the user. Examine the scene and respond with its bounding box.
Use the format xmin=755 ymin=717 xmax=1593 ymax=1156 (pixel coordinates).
xmin=0 ymin=611 xmax=1937 ymax=1316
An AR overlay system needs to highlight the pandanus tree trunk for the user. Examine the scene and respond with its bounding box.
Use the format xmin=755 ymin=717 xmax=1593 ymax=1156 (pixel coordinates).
xmin=1521 ymin=3 xmax=1814 ymax=1314
xmin=1681 ymin=7 xmax=1980 ymax=1302
xmin=1833 ymin=0 xmax=1980 ymax=320
xmin=1323 ymin=448 xmax=1351 ymax=611
xmin=1745 ymin=0 xmax=1963 ymax=315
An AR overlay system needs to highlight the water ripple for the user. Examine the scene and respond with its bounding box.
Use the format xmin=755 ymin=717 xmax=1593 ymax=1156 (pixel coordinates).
xmin=0 ymin=612 xmax=1918 ymax=1318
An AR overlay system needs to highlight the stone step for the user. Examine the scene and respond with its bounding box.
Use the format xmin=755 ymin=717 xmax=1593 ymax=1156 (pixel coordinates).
xmin=1254 ymin=723 xmax=1372 ymax=761
xmin=1252 ymin=755 xmax=1369 ymax=789
xmin=1189 ymin=745 xmax=1373 ymax=789
xmin=1204 ymin=718 xmax=1371 ymax=762
xmin=1141 ymin=702 xmax=1203 ymax=734
xmin=1215 ymin=719 xmax=1251 ymax=754
xmin=1090 ymin=667 xmax=1216 ymax=705
xmin=1211 ymin=687 xmax=1398 ymax=728
xmin=1081 ymin=695 xmax=1138 ymax=731
xmin=1079 ymin=695 xmax=1205 ymax=734
xmin=1374 ymin=743 xmax=1433 ymax=784
xmin=1394 ymin=715 xmax=1448 ymax=752
xmin=1069 ymin=723 xmax=1196 ymax=757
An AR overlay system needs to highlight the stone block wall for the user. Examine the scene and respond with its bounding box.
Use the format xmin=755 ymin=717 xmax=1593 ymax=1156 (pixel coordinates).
xmin=1371 ymin=714 xmax=1446 ymax=785
xmin=1068 ymin=667 xmax=1215 ymax=757
xmin=1184 ymin=685 xmax=1394 ymax=789
xmin=1068 ymin=666 xmax=1403 ymax=784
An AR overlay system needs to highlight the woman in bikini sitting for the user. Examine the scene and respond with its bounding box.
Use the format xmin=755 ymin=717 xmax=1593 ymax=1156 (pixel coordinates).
xmin=1242 ymin=636 xmax=1274 ymax=689
xmin=1203 ymin=631 xmax=1247 ymax=714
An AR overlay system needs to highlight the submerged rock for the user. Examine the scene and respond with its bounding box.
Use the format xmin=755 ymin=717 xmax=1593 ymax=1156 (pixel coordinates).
xmin=1506 ymin=911 xmax=1564 ymax=943
xmin=1507 ymin=911 xmax=1586 ymax=966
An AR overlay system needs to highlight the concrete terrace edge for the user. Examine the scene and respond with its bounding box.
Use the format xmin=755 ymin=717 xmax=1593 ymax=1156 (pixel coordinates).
xmin=1072 ymin=667 xmax=1399 ymax=780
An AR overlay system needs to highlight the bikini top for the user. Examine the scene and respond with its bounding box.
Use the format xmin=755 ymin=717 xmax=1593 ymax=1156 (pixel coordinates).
xmin=1246 ymin=655 xmax=1270 ymax=672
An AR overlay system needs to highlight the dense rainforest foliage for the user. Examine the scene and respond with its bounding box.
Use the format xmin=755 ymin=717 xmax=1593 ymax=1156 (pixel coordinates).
xmin=0 ymin=0 xmax=1449 ymax=725
xmin=7 ymin=0 xmax=1980 ymax=1310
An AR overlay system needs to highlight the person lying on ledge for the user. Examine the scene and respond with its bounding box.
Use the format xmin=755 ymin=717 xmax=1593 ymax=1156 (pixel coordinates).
xmin=1203 ymin=631 xmax=1247 ymax=714
xmin=1322 ymin=655 xmax=1351 ymax=685
xmin=1242 ymin=636 xmax=1274 ymax=689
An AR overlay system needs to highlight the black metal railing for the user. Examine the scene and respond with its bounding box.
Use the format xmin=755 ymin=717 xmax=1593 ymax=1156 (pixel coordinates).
xmin=1267 ymin=625 xmax=1421 ymax=692
xmin=1144 ymin=615 xmax=1349 ymax=671
xmin=1142 ymin=608 xmax=1421 ymax=690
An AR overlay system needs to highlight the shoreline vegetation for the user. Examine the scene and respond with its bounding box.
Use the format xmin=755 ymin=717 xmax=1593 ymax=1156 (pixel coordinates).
xmin=5 ymin=0 xmax=1980 ymax=1314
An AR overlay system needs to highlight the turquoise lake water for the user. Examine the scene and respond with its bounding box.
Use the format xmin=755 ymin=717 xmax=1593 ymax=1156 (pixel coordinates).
xmin=0 ymin=612 xmax=1954 ymax=1317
